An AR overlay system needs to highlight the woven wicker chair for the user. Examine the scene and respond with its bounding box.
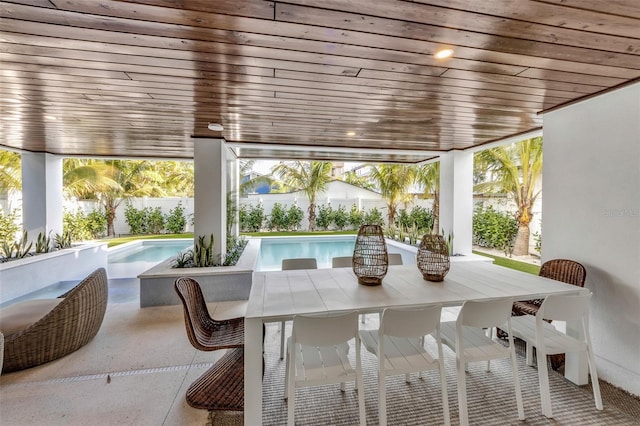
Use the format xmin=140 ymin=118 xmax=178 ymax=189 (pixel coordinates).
xmin=174 ymin=277 xmax=245 ymax=411
xmin=505 ymin=259 xmax=587 ymax=370
xmin=1 ymin=267 xmax=109 ymax=374
xmin=512 ymin=259 xmax=587 ymax=317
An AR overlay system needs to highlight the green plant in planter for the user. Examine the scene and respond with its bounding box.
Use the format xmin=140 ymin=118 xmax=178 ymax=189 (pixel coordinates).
xmin=384 ymin=225 xmax=397 ymax=240
xmin=55 ymin=230 xmax=73 ymax=249
xmin=407 ymin=224 xmax=420 ymax=245
xmin=194 ymin=234 xmax=216 ymax=267
xmin=173 ymin=250 xmax=194 ymax=268
xmin=441 ymin=228 xmax=454 ymax=256
xmin=35 ymin=231 xmax=53 ymax=253
xmin=1 ymin=230 xmax=33 ymax=260
xmin=397 ymin=227 xmax=406 ymax=244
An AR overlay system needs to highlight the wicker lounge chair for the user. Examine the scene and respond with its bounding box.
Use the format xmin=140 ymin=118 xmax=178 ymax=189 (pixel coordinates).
xmin=1 ymin=267 xmax=108 ymax=374
xmin=174 ymin=277 xmax=245 ymax=411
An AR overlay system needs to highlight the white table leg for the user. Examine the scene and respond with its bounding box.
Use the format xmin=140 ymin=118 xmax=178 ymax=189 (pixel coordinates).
xmin=564 ymin=318 xmax=589 ymax=385
xmin=245 ymin=317 xmax=263 ymax=425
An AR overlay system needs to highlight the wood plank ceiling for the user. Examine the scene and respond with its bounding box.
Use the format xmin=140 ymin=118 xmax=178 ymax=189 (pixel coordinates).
xmin=1 ymin=0 xmax=639 ymax=163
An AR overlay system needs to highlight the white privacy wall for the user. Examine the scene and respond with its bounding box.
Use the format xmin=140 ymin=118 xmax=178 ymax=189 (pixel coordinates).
xmin=542 ymin=82 xmax=640 ymax=395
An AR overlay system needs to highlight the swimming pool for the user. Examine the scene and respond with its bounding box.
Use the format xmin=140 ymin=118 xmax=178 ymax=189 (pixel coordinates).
xmin=108 ymin=239 xmax=192 ymax=278
xmin=256 ymin=236 xmax=416 ymax=271
xmin=108 ymin=240 xmax=192 ymax=264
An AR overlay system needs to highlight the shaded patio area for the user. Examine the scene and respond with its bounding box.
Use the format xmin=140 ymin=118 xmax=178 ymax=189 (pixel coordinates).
xmin=1 ymin=277 xmax=638 ymax=425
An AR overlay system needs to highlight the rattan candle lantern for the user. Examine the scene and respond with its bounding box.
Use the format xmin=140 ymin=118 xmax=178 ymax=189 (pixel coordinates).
xmin=417 ymin=234 xmax=450 ymax=282
xmin=352 ymin=224 xmax=388 ymax=286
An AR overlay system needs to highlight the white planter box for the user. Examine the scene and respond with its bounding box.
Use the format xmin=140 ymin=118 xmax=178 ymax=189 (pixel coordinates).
xmin=138 ymin=238 xmax=260 ymax=307
xmin=0 ymin=242 xmax=109 ymax=304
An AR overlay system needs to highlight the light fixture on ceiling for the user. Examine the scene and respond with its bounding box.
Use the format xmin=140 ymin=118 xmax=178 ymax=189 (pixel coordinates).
xmin=347 ymin=131 xmax=356 ymax=136
xmin=434 ymin=48 xmax=454 ymax=59
xmin=208 ymin=122 xmax=224 ymax=131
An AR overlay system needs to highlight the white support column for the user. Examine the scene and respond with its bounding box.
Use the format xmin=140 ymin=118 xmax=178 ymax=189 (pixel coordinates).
xmin=194 ymin=139 xmax=226 ymax=260
xmin=438 ymin=150 xmax=473 ymax=255
xmin=21 ymin=152 xmax=63 ymax=240
xmin=226 ymin=147 xmax=239 ymax=239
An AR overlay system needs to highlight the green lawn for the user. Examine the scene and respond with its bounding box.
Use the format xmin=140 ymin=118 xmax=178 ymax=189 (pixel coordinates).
xmin=99 ymin=233 xmax=193 ymax=247
xmin=472 ymin=250 xmax=541 ymax=275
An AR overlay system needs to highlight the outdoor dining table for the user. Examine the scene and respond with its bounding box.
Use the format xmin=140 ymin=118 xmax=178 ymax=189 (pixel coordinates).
xmin=244 ymin=260 xmax=590 ymax=426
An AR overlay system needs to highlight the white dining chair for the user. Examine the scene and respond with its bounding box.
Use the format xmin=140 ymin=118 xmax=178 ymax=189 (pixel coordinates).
xmin=331 ymin=256 xmax=353 ymax=268
xmin=332 ymin=253 xmax=402 ymax=267
xmin=284 ymin=311 xmax=366 ymax=426
xmin=510 ymin=292 xmax=602 ymax=418
xmin=278 ymin=258 xmax=318 ymax=359
xmin=440 ymin=298 xmax=525 ymax=426
xmin=360 ymin=304 xmax=450 ymax=426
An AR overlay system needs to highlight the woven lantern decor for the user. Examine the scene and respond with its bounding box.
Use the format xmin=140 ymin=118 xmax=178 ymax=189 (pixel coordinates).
xmin=352 ymin=224 xmax=389 ymax=286
xmin=417 ymin=234 xmax=450 ymax=282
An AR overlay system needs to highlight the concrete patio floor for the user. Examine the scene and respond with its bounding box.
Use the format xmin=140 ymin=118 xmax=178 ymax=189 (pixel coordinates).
xmin=0 ymin=277 xmax=247 ymax=426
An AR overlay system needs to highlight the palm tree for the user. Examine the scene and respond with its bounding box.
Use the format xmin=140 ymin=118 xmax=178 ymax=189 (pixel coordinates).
xmin=152 ymin=160 xmax=194 ymax=197
xmin=63 ymin=158 xmax=118 ymax=199
xmin=474 ymin=137 xmax=543 ymax=256
xmin=64 ymin=159 xmax=167 ymax=237
xmin=0 ymin=150 xmax=22 ymax=198
xmin=415 ymin=162 xmax=440 ymax=233
xmin=272 ymin=161 xmax=333 ymax=231
xmin=367 ymin=164 xmax=416 ymax=226
xmin=342 ymin=170 xmax=375 ymax=191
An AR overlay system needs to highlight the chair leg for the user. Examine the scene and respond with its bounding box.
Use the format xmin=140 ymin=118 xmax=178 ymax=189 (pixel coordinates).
xmin=379 ymin=371 xmax=387 ymax=426
xmin=536 ymin=346 xmax=553 ymax=418
xmin=509 ymin=342 xmax=525 ymax=420
xmin=439 ymin=359 xmax=451 ymax=426
xmin=360 ymin=314 xmax=366 ymax=324
xmin=357 ymin=369 xmax=366 ymax=426
xmin=586 ymin=347 xmax=603 ymax=410
xmin=280 ymin=321 xmax=286 ymax=360
xmin=526 ymin=343 xmax=534 ymax=366
xmin=284 ymin=341 xmax=290 ymax=399
xmin=286 ymin=345 xmax=296 ymax=426
xmin=456 ymin=356 xmax=469 ymax=426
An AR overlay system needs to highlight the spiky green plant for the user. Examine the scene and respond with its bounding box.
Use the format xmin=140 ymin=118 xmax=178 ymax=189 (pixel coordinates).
xmin=193 ymin=234 xmax=215 ymax=267
xmin=172 ymin=250 xmax=194 ymax=268
xmin=3 ymin=230 xmax=33 ymax=259
xmin=55 ymin=230 xmax=73 ymax=249
xmin=441 ymin=228 xmax=454 ymax=256
xmin=35 ymin=231 xmax=53 ymax=253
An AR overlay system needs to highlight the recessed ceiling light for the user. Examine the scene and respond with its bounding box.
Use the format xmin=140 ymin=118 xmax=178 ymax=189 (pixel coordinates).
xmin=45 ymin=115 xmax=57 ymax=121
xmin=208 ymin=123 xmax=224 ymax=131
xmin=347 ymin=131 xmax=356 ymax=136
xmin=434 ymin=48 xmax=454 ymax=59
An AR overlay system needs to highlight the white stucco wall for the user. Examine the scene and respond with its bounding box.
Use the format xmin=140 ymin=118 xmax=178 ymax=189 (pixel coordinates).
xmin=542 ymin=82 xmax=640 ymax=395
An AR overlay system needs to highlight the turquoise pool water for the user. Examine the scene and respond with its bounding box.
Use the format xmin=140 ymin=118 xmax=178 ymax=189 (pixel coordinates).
xmin=257 ymin=236 xmax=357 ymax=271
xmin=256 ymin=236 xmax=417 ymax=271
xmin=107 ymin=239 xmax=192 ymax=279
xmin=108 ymin=240 xmax=192 ymax=264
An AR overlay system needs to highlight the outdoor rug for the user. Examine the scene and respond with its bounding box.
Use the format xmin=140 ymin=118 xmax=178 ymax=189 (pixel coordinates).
xmin=208 ymin=323 xmax=639 ymax=425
